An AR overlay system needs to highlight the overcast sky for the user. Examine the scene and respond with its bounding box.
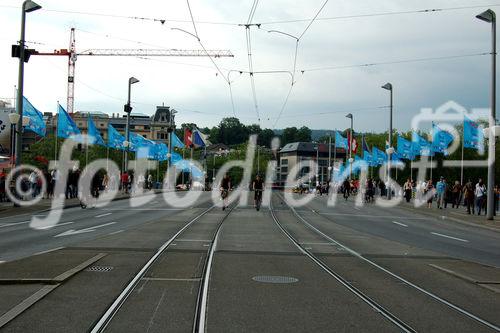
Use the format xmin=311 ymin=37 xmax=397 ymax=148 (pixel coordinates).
xmin=0 ymin=0 xmax=497 ymax=132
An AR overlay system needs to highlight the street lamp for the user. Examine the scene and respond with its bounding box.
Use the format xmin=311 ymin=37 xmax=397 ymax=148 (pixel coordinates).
xmin=382 ymin=82 xmax=393 ymax=199
xmin=346 ymin=113 xmax=353 ymax=179
xmin=476 ymin=9 xmax=497 ymax=220
xmin=124 ymin=76 xmax=139 ymax=171
xmin=314 ymin=145 xmax=319 ymax=186
xmin=14 ymin=0 xmax=41 ymax=168
xmin=8 ymin=113 xmax=20 ymax=168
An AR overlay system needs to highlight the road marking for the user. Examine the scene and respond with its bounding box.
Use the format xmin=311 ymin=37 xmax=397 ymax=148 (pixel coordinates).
xmin=54 ymin=222 xmax=117 ymax=238
xmin=354 ymin=207 xmax=361 ymax=211
xmin=319 ymin=212 xmax=427 ymax=219
xmin=102 ymin=208 xmax=183 ymax=211
xmin=430 ymin=232 xmax=469 ymax=243
xmin=392 ymin=221 xmax=408 ymax=227
xmin=34 ymin=247 xmax=65 ymax=256
xmin=39 ymin=222 xmax=73 ymax=230
xmin=95 ymin=213 xmax=112 ymax=218
xmin=108 ymin=229 xmax=124 ymax=235
xmin=0 ymin=221 xmax=31 ymax=229
xmin=176 ymin=239 xmax=211 ymax=242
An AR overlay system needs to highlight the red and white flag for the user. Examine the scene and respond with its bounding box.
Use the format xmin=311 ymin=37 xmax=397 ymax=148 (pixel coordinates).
xmin=347 ymin=131 xmax=358 ymax=154
xmin=184 ymin=128 xmax=193 ymax=148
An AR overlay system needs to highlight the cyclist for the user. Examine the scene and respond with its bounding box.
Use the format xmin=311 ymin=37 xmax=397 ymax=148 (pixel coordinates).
xmin=252 ymin=174 xmax=264 ymax=210
xmin=220 ymin=173 xmax=231 ymax=210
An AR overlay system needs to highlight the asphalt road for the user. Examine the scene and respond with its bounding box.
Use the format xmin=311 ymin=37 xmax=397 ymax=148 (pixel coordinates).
xmin=0 ymin=191 xmax=499 ymax=332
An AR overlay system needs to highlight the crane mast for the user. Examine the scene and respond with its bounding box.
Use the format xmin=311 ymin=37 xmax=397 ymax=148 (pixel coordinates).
xmin=32 ymin=28 xmax=234 ymax=113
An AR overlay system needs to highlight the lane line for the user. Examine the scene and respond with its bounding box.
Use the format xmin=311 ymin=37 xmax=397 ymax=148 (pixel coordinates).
xmin=108 ymin=230 xmax=124 ymax=236
xmin=95 ymin=213 xmax=112 ymax=218
xmin=354 ymin=207 xmax=361 ymax=211
xmin=0 ymin=221 xmax=30 ymax=228
xmin=430 ymin=232 xmax=469 ymax=243
xmin=34 ymin=247 xmax=65 ymax=256
xmin=392 ymin=221 xmax=408 ymax=227
xmin=39 ymin=222 xmax=73 ymax=230
xmin=319 ymin=212 xmax=427 ymax=219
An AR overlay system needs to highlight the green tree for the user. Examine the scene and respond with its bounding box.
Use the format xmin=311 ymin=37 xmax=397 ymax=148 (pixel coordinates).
xmin=281 ymin=127 xmax=298 ymax=145
xmin=297 ymin=126 xmax=312 ymax=142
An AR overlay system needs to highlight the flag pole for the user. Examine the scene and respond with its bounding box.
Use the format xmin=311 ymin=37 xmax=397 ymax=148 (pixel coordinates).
xmin=460 ymin=128 xmax=465 ymax=185
xmin=106 ymin=145 xmax=109 ymax=173
xmin=55 ymin=102 xmax=58 ymax=167
xmin=85 ymin=113 xmax=89 ymax=167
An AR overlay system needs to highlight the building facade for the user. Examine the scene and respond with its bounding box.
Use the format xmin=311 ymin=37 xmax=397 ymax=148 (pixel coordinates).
xmin=278 ymin=142 xmax=346 ymax=188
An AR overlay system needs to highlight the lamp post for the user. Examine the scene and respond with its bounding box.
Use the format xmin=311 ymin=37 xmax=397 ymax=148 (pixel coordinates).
xmin=8 ymin=113 xmax=20 ymax=168
xmin=476 ymin=9 xmax=497 ymax=220
xmin=124 ymin=76 xmax=139 ymax=172
xmin=314 ymin=145 xmax=319 ymax=186
xmin=382 ymin=82 xmax=393 ymax=199
xmin=346 ymin=113 xmax=353 ymax=179
xmin=15 ymin=0 xmax=41 ymax=167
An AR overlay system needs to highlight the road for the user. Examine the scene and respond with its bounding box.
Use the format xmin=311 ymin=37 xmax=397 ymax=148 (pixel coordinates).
xmin=0 ymin=191 xmax=499 ymax=332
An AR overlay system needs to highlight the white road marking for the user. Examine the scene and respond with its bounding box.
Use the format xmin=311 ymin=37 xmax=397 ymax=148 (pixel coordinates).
xmin=34 ymin=247 xmax=65 ymax=256
xmin=354 ymin=207 xmax=361 ymax=211
xmin=430 ymin=232 xmax=469 ymax=243
xmin=95 ymin=213 xmax=112 ymax=218
xmin=0 ymin=221 xmax=30 ymax=228
xmin=108 ymin=229 xmax=124 ymax=235
xmin=39 ymin=222 xmax=73 ymax=230
xmin=392 ymin=221 xmax=408 ymax=227
xmin=319 ymin=212 xmax=427 ymax=219
xmin=54 ymin=222 xmax=117 ymax=238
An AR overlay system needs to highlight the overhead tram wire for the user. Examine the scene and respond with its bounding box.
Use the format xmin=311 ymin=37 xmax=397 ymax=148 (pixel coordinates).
xmin=271 ymin=0 xmax=329 ymax=129
xmin=300 ymin=52 xmax=491 ymax=73
xmin=242 ymin=0 xmax=262 ymax=124
xmin=3 ymin=3 xmax=499 ymax=26
xmin=183 ymin=0 xmax=236 ymax=118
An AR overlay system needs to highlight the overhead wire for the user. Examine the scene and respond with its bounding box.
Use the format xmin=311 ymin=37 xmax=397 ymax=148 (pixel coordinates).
xmin=272 ymin=0 xmax=329 ymax=129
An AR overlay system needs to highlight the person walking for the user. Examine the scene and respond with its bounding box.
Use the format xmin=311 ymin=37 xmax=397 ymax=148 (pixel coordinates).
xmin=425 ymin=180 xmax=434 ymax=208
xmin=475 ymin=179 xmax=487 ymax=216
xmin=436 ymin=177 xmax=446 ymax=209
xmin=220 ymin=173 xmax=231 ymax=210
xmin=342 ymin=178 xmax=350 ymax=201
xmin=451 ymin=181 xmax=462 ymax=208
xmin=464 ymin=180 xmax=475 ymax=215
xmin=403 ymin=178 xmax=412 ymax=203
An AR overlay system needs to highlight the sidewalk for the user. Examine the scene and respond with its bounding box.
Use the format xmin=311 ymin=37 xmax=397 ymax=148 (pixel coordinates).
xmin=397 ymin=200 xmax=500 ymax=232
xmin=0 ymin=190 xmax=163 ymax=219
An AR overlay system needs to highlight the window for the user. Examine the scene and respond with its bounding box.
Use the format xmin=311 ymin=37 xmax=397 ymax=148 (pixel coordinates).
xmin=280 ymin=166 xmax=288 ymax=173
xmin=281 ymin=158 xmax=288 ymax=165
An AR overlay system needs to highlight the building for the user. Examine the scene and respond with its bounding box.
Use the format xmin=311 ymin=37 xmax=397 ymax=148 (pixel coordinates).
xmin=278 ymin=142 xmax=346 ymax=188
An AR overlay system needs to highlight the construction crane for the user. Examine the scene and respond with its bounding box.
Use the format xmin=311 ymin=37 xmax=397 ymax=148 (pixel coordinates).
xmin=32 ymin=28 xmax=234 ymax=113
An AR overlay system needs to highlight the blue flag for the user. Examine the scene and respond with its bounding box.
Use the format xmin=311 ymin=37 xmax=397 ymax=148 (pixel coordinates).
xmin=363 ymin=150 xmax=374 ymax=166
xmin=412 ymin=132 xmax=433 ymax=157
xmin=464 ymin=116 xmax=484 ymax=151
xmin=108 ymin=124 xmax=126 ymax=150
xmin=22 ymin=97 xmax=46 ymax=137
xmin=171 ymin=132 xmax=185 ymax=149
xmin=432 ymin=124 xmax=453 ymax=154
xmin=333 ymin=162 xmax=345 ymax=182
xmin=87 ymin=115 xmax=105 ymax=146
xmin=373 ymin=147 xmax=387 ymax=165
xmin=193 ymin=130 xmax=207 ymax=147
xmin=57 ymin=104 xmax=81 ymax=139
xmin=335 ymin=131 xmax=348 ymax=149
xmin=174 ymin=159 xmax=204 ymax=178
xmin=397 ymin=136 xmax=414 ymax=160
xmin=152 ymin=142 xmax=168 ymax=161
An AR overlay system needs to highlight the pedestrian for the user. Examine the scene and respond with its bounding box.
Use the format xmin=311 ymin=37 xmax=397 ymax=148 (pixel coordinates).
xmin=425 ymin=180 xmax=434 ymax=208
xmin=121 ymin=171 xmax=129 ymax=194
xmin=403 ymin=178 xmax=412 ymax=203
xmin=0 ymin=169 xmax=6 ymax=202
xmin=436 ymin=177 xmax=446 ymax=209
xmin=464 ymin=180 xmax=475 ymax=214
xmin=451 ymin=181 xmax=462 ymax=208
xmin=494 ymin=184 xmax=499 ymax=215
xmin=342 ymin=178 xmax=350 ymax=200
xmin=102 ymin=173 xmax=109 ymax=192
xmin=28 ymin=170 xmax=38 ymax=198
xmin=475 ymin=179 xmax=487 ymax=215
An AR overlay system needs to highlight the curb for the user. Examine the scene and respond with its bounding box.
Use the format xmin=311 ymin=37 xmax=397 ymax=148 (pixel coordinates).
xmin=396 ymin=203 xmax=500 ymax=233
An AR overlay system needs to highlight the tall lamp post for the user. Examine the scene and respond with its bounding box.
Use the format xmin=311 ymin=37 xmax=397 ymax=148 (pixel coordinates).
xmin=8 ymin=113 xmax=20 ymax=168
xmin=382 ymin=82 xmax=393 ymax=200
xmin=476 ymin=9 xmax=497 ymax=220
xmin=15 ymin=0 xmax=42 ymax=167
xmin=346 ymin=113 xmax=353 ymax=179
xmin=124 ymin=76 xmax=139 ymax=172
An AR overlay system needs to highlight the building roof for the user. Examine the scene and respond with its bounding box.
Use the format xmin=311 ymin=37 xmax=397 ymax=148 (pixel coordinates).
xmin=280 ymin=142 xmax=343 ymax=154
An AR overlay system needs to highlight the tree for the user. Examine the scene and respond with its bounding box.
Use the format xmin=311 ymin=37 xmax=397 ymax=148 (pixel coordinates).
xmin=258 ymin=129 xmax=275 ymax=147
xmin=281 ymin=127 xmax=298 ymax=146
xmin=217 ymin=117 xmax=248 ymax=145
xmin=297 ymin=126 xmax=312 ymax=142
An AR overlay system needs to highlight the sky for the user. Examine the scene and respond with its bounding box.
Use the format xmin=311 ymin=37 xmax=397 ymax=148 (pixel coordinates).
xmin=0 ymin=0 xmax=498 ymax=132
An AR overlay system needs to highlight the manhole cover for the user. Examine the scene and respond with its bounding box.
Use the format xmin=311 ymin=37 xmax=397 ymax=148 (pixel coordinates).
xmin=252 ymin=276 xmax=299 ymax=284
xmin=86 ymin=266 xmax=114 ymax=272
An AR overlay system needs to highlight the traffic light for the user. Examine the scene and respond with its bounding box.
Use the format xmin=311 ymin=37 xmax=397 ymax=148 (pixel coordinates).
xmin=124 ymin=104 xmax=133 ymax=113
xmin=11 ymin=45 xmax=36 ymax=63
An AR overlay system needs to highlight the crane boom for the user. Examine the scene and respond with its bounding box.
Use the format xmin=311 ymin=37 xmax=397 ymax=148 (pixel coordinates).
xmin=32 ymin=28 xmax=234 ymax=113
xmin=78 ymin=49 xmax=234 ymax=57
